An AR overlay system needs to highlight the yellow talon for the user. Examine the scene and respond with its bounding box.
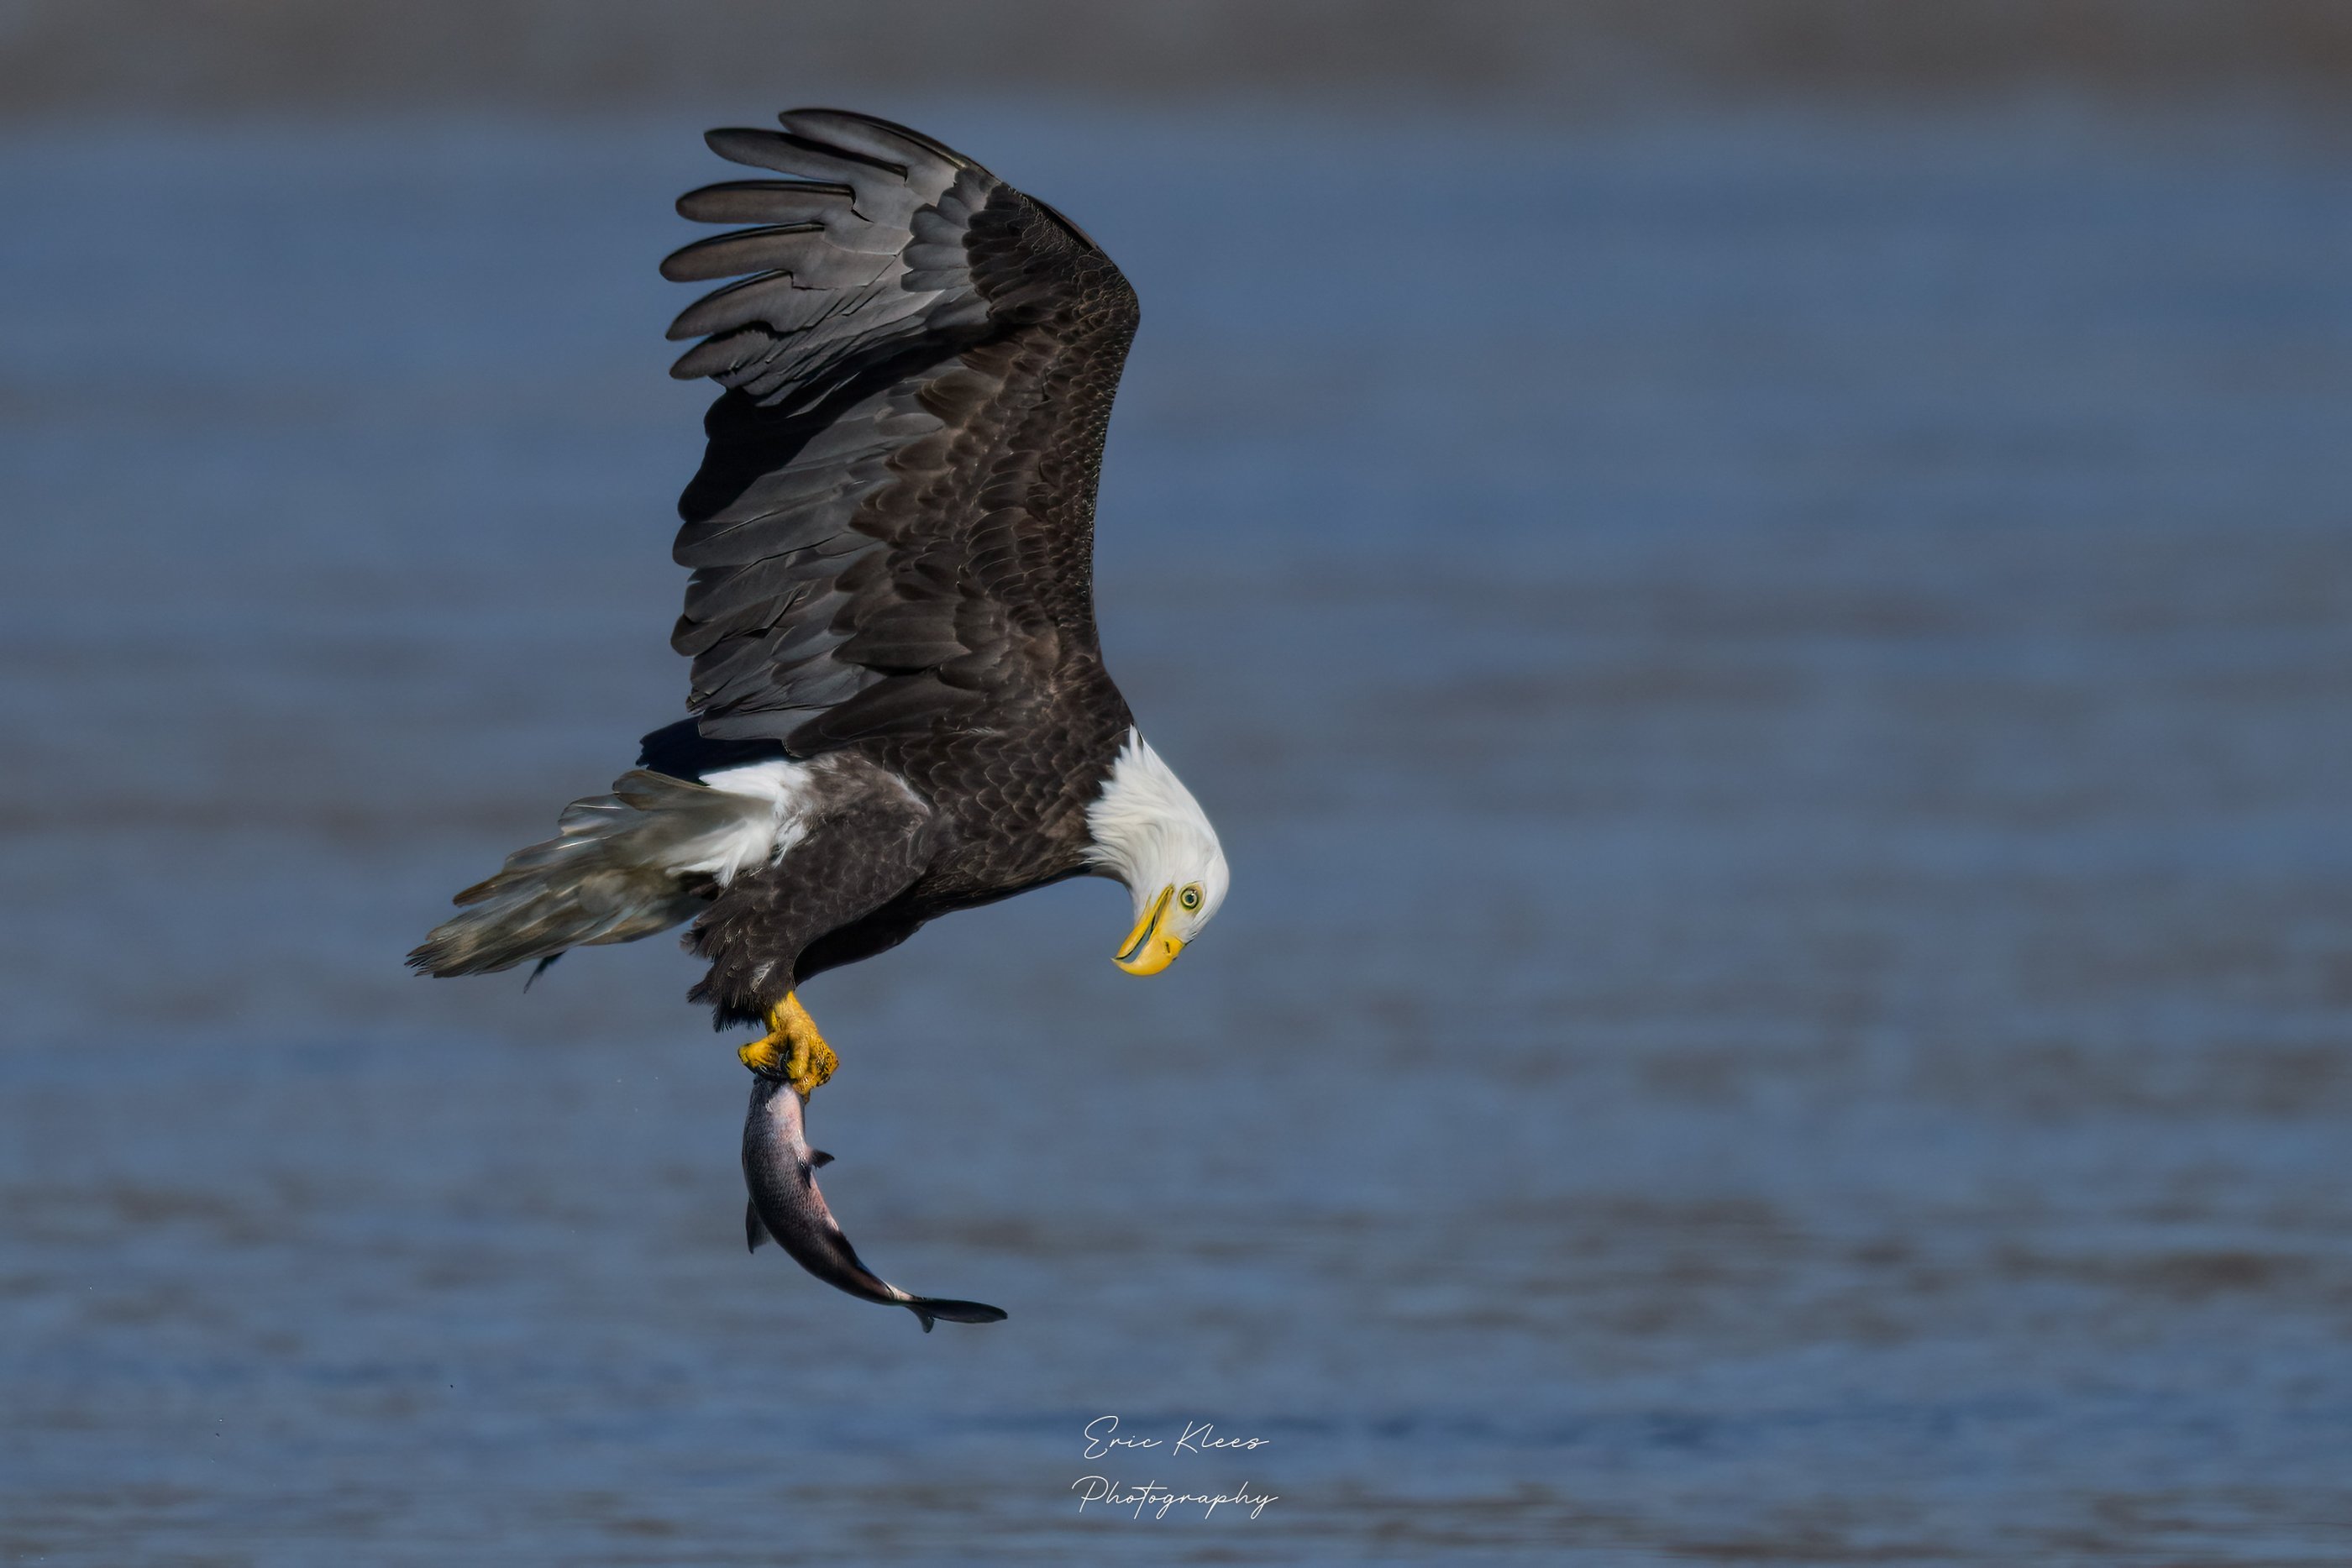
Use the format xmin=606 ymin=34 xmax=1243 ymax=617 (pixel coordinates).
xmin=738 ymin=991 xmax=837 ymax=1097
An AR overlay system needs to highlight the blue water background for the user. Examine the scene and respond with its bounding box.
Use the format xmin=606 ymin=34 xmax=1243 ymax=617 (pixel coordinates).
xmin=2 ymin=103 xmax=2349 ymax=1563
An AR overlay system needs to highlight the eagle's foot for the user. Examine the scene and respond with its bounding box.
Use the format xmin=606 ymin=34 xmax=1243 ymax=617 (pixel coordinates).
xmin=738 ymin=992 xmax=837 ymax=1097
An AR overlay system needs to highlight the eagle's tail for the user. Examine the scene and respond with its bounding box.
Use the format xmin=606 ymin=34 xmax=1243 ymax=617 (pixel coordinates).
xmin=408 ymin=769 xmax=769 ymax=978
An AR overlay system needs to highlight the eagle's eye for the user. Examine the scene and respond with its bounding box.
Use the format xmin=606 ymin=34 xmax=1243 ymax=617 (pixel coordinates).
xmin=1179 ymin=884 xmax=1203 ymax=912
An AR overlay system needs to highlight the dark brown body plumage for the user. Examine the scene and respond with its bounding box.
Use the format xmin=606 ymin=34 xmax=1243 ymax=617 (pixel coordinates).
xmin=647 ymin=112 xmax=1144 ymax=1023
xmin=412 ymin=111 xmax=1149 ymax=1013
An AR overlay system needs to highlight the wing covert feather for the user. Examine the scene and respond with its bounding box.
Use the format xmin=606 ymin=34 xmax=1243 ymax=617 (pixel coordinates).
xmin=662 ymin=109 xmax=1139 ymax=762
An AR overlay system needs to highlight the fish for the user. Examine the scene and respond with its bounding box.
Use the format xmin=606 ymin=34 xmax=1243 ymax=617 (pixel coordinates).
xmin=741 ymin=1070 xmax=1008 ymax=1332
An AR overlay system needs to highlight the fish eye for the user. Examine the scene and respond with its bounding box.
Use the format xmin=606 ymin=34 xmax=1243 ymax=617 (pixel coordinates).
xmin=1179 ymin=884 xmax=1203 ymax=912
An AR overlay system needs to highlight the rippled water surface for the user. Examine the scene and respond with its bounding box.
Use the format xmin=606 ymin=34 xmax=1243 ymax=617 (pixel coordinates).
xmin=3 ymin=104 xmax=2349 ymax=1564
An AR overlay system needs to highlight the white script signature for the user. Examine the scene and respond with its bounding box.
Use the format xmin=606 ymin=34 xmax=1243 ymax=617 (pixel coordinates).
xmin=1081 ymin=1414 xmax=1271 ymax=1459
xmin=1071 ymin=1415 xmax=1278 ymax=1519
xmin=1070 ymin=1476 xmax=1278 ymax=1520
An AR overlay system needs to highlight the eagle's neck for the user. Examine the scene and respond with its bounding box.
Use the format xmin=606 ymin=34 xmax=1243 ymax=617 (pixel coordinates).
xmin=1082 ymin=731 xmax=1222 ymax=906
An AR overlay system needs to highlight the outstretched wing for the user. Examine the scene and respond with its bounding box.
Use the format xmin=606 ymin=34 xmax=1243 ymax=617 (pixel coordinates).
xmin=662 ymin=108 xmax=1138 ymax=758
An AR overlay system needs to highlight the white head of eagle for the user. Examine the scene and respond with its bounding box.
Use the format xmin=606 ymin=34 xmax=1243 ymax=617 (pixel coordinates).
xmin=1084 ymin=730 xmax=1230 ymax=975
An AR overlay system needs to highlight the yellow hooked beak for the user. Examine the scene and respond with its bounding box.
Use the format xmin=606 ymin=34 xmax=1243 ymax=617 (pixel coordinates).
xmin=1113 ymin=884 xmax=1186 ymax=976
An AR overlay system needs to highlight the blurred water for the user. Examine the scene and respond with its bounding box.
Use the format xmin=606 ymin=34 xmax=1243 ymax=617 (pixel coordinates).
xmin=2 ymin=103 xmax=2349 ymax=1565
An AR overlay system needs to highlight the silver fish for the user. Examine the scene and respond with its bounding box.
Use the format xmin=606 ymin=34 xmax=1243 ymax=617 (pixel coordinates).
xmin=741 ymin=1071 xmax=1007 ymax=1332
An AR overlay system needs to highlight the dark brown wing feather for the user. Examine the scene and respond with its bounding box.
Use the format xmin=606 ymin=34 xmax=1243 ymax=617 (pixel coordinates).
xmin=663 ymin=109 xmax=1138 ymax=770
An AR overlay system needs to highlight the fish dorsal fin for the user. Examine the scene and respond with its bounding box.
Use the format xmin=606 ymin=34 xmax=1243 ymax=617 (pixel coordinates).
xmin=808 ymin=1149 xmax=834 ymax=1168
xmin=745 ymin=1198 xmax=769 ymax=1252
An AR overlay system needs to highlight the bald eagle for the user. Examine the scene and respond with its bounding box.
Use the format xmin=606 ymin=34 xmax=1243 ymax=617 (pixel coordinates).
xmin=411 ymin=109 xmax=1229 ymax=1096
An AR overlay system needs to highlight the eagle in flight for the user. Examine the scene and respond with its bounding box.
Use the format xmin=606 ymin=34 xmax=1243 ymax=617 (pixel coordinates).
xmin=412 ymin=109 xmax=1230 ymax=1103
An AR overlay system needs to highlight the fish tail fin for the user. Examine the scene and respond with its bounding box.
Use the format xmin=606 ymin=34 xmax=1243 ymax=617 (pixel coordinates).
xmin=906 ymin=1298 xmax=1008 ymax=1331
